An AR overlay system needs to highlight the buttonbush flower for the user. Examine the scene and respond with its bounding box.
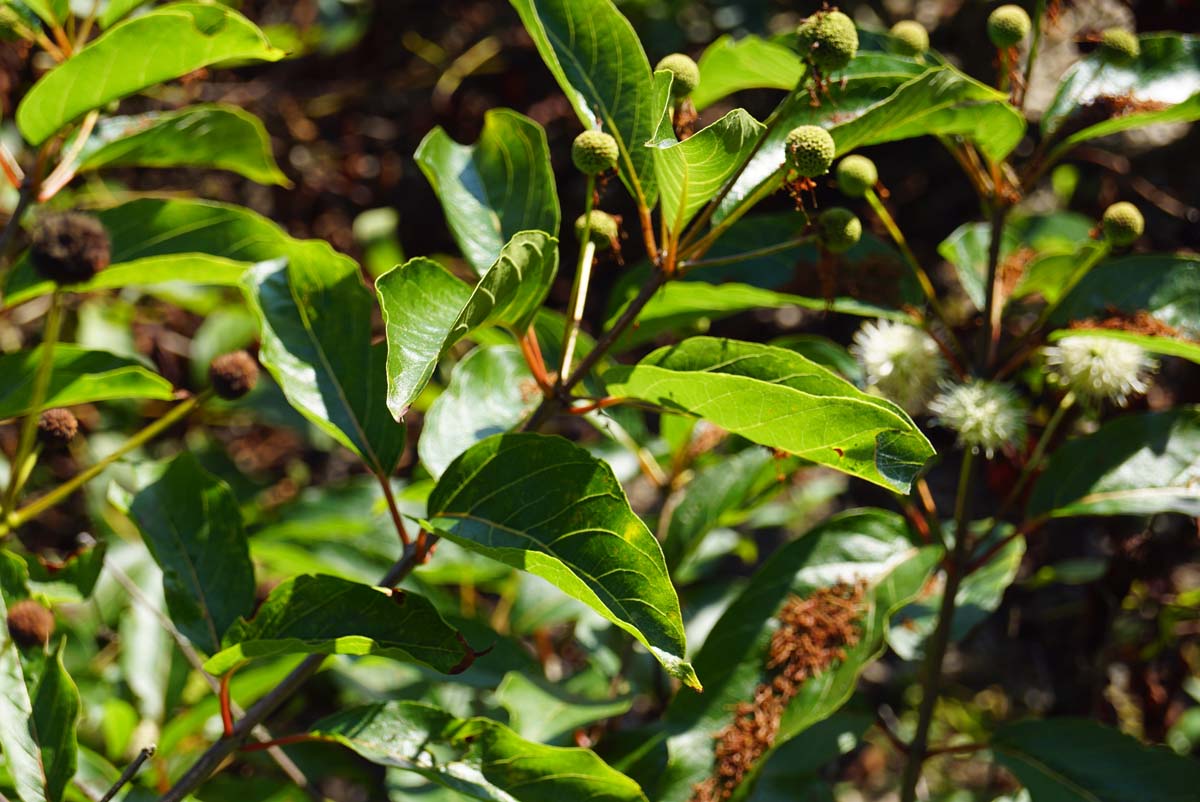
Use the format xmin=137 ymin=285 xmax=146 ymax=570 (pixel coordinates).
xmin=850 ymin=320 xmax=944 ymax=413
xmin=1044 ymin=335 xmax=1157 ymax=406
xmin=929 ymin=379 xmax=1027 ymax=457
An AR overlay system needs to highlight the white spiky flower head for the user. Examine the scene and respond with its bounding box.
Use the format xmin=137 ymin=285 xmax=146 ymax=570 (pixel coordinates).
xmin=1044 ymin=335 xmax=1157 ymax=406
xmin=850 ymin=319 xmax=945 ymax=413
xmin=928 ymin=379 xmax=1028 ymax=457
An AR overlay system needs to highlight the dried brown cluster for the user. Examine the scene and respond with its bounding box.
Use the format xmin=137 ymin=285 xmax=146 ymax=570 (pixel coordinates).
xmin=692 ymin=582 xmax=866 ymax=802
xmin=1070 ymin=309 xmax=1184 ymax=339
xmin=209 ymin=350 xmax=260 ymax=400
xmin=6 ymin=598 xmax=55 ymax=648
xmin=29 ymin=212 xmax=111 ymax=285
xmin=37 ymin=407 xmax=79 ymax=447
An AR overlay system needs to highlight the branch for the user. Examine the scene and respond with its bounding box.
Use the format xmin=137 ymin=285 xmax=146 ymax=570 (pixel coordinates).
xmin=98 ymin=747 xmax=156 ymax=802
xmin=155 ymin=541 xmax=431 ymax=802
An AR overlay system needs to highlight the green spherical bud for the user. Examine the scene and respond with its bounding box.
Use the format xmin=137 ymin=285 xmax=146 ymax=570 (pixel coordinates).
xmin=575 ymin=211 xmax=620 ymax=250
xmin=785 ymin=125 xmax=836 ymax=178
xmin=571 ymin=131 xmax=619 ymax=176
xmin=796 ymin=10 xmax=859 ymax=73
xmin=655 ymin=53 xmax=700 ymax=99
xmin=890 ymin=20 xmax=930 ymax=56
xmin=835 ymin=154 xmax=878 ymax=198
xmin=987 ymin=5 xmax=1031 ymax=48
xmin=1102 ymin=202 xmax=1143 ymax=246
xmin=1099 ymin=28 xmax=1140 ymax=62
xmin=817 ymin=207 xmax=862 ymax=254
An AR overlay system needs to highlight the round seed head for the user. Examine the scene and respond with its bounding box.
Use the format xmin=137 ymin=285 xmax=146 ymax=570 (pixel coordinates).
xmin=37 ymin=408 xmax=78 ymax=447
xmin=30 ymin=212 xmax=111 ymax=285
xmin=575 ymin=211 xmax=620 ymax=250
xmin=890 ymin=20 xmax=930 ymax=56
xmin=851 ymin=319 xmax=945 ymax=414
xmin=1099 ymin=28 xmax=1140 ymax=62
xmin=1102 ymin=202 xmax=1143 ymax=246
xmin=987 ymin=5 xmax=1031 ymax=48
xmin=817 ymin=207 xmax=862 ymax=254
xmin=7 ymin=599 xmax=54 ymax=648
xmin=835 ymin=154 xmax=878 ymax=197
xmin=929 ymin=379 xmax=1027 ymax=457
xmin=796 ymin=9 xmax=859 ymax=73
xmin=1044 ymin=335 xmax=1156 ymax=406
xmin=209 ymin=351 xmax=260 ymax=400
xmin=571 ymin=131 xmax=619 ymax=176
xmin=785 ymin=125 xmax=836 ymax=178
xmin=655 ymin=53 xmax=700 ymax=98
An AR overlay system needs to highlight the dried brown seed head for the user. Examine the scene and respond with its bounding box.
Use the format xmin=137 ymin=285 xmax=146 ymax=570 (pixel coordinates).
xmin=7 ymin=599 xmax=55 ymax=648
xmin=30 ymin=212 xmax=111 ymax=285
xmin=37 ymin=407 xmax=79 ymax=447
xmin=209 ymin=350 xmax=260 ymax=400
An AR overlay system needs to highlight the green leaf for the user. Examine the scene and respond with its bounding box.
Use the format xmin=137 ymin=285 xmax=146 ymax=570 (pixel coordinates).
xmin=78 ymin=105 xmax=290 ymax=186
xmin=0 ymin=555 xmax=80 ymax=802
xmin=992 ymin=718 xmax=1198 ymax=802
xmin=495 ymin=672 xmax=633 ymax=744
xmin=128 ymin=454 xmax=256 ymax=654
xmin=16 ymin=0 xmax=65 ymax=27
xmin=205 ymin=575 xmax=473 ymax=675
xmin=609 ymin=275 xmax=908 ymax=351
xmin=661 ymin=447 xmax=777 ymax=571
xmin=16 ymin=3 xmax=284 ymax=145
xmin=605 ymin=337 xmax=935 ymax=493
xmin=1051 ymin=254 xmax=1200 ymax=336
xmin=377 ymin=231 xmax=558 ymax=420
xmin=245 ymin=256 xmax=406 ymax=476
xmin=418 ymin=345 xmax=540 ymax=478
xmin=3 ymin=198 xmax=354 ymax=309
xmin=416 ymin=109 xmax=559 ymax=275
xmin=888 ymin=531 xmax=1024 ymax=660
xmin=1028 ymin=408 xmax=1200 ymax=519
xmin=0 ymin=345 xmax=174 ymax=418
xmin=426 ymin=432 xmax=697 ymax=689
xmin=510 ymin=0 xmax=659 ymax=206
xmin=654 ymin=510 xmax=942 ymax=802
xmin=98 ymin=0 xmax=147 ymax=28
xmin=311 ymin=700 xmax=648 ymax=802
xmin=719 ymin=61 xmax=1020 ymax=223
xmin=692 ymin=34 xmax=805 ymax=110
xmin=651 ymin=109 xmax=765 ymax=235
xmin=1047 ymin=328 xmax=1200 ymax=366
xmin=1043 ymin=33 xmax=1200 ymax=141
xmin=939 ymin=212 xmax=1095 ymax=309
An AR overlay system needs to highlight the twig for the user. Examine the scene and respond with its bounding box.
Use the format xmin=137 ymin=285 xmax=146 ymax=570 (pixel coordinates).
xmin=0 ymin=143 xmax=24 ymax=189
xmin=678 ymin=235 xmax=813 ymax=273
xmin=375 ymin=472 xmax=411 ymax=547
xmin=39 ymin=110 xmax=100 ymax=202
xmin=155 ymin=542 xmax=430 ymax=802
xmin=979 ymin=204 xmax=1010 ymax=369
xmin=98 ymin=746 xmax=156 ymax=802
xmin=104 ymin=558 xmax=317 ymax=797
xmin=562 ymin=175 xmax=598 ymax=378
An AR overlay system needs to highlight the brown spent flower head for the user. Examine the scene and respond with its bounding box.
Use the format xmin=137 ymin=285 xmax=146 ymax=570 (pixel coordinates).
xmin=30 ymin=212 xmax=111 ymax=285
xmin=37 ymin=408 xmax=79 ymax=447
xmin=6 ymin=599 xmax=55 ymax=648
xmin=209 ymin=351 xmax=260 ymax=400
xmin=691 ymin=582 xmax=865 ymax=802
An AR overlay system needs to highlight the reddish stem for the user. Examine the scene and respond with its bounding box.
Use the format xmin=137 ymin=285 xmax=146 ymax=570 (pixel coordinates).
xmin=567 ymin=397 xmax=625 ymax=415
xmin=219 ymin=671 xmax=235 ymax=737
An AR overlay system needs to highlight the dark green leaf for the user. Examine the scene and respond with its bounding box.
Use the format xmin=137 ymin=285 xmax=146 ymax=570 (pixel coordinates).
xmin=692 ymin=34 xmax=805 ymax=110
xmin=1043 ymin=34 xmax=1200 ymax=142
xmin=495 ymin=672 xmax=633 ymax=744
xmin=889 ymin=532 xmax=1024 ymax=660
xmin=510 ymin=0 xmax=659 ymax=206
xmin=205 ymin=575 xmax=473 ymax=675
xmin=605 ymin=337 xmax=935 ymax=492
xmin=720 ymin=61 xmax=1020 ymax=222
xmin=0 ymin=345 xmax=173 ymax=419
xmin=654 ymin=510 xmax=942 ymax=802
xmin=416 ymin=109 xmax=559 ymax=274
xmin=377 ymin=231 xmax=557 ymax=420
xmin=129 ymin=454 xmax=256 ymax=654
xmin=312 ymin=700 xmax=648 ymax=802
xmin=78 ymin=105 xmax=290 ymax=186
xmin=1028 ymin=408 xmax=1200 ymax=518
xmin=426 ymin=432 xmax=697 ymax=688
xmin=418 ymin=345 xmax=540 ymax=478
xmin=992 ymin=718 xmax=1198 ymax=802
xmin=1051 ymin=254 xmax=1200 ymax=336
xmin=245 ymin=256 xmax=406 ymax=475
xmin=16 ymin=3 xmax=283 ymax=145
